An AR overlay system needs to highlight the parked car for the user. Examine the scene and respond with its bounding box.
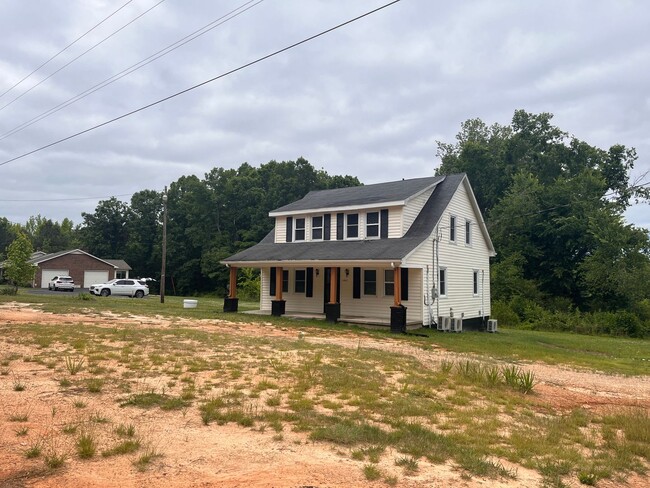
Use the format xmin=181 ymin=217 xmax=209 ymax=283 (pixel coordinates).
xmin=48 ymin=276 xmax=75 ymax=291
xmin=89 ymin=279 xmax=150 ymax=298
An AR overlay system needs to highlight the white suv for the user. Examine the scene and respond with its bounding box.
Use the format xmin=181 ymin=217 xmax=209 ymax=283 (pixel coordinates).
xmin=48 ymin=276 xmax=75 ymax=291
xmin=89 ymin=279 xmax=150 ymax=298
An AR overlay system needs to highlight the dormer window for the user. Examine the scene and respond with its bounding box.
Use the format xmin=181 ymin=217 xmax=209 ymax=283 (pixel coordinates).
xmin=366 ymin=212 xmax=379 ymax=238
xmin=294 ymin=218 xmax=306 ymax=241
xmin=312 ymin=216 xmax=323 ymax=240
xmin=346 ymin=214 xmax=359 ymax=238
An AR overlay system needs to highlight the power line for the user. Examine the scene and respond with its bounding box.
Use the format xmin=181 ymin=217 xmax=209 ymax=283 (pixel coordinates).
xmin=0 ymin=0 xmax=402 ymax=168
xmin=0 ymin=0 xmax=135 ymax=101
xmin=0 ymin=0 xmax=167 ymax=113
xmin=0 ymin=0 xmax=265 ymax=141
xmin=0 ymin=193 xmax=135 ymax=203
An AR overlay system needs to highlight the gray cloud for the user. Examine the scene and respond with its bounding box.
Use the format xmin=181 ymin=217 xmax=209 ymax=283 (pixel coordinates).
xmin=0 ymin=0 xmax=648 ymax=230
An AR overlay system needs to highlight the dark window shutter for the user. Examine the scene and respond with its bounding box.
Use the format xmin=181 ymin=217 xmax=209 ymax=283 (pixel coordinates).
xmin=306 ymin=267 xmax=313 ymax=297
xmin=336 ymin=213 xmax=344 ymax=240
xmin=286 ymin=217 xmax=293 ymax=242
xmin=270 ymin=267 xmax=276 ymax=296
xmin=380 ymin=209 xmax=389 ymax=238
xmin=401 ymin=267 xmax=409 ymax=301
xmin=324 ymin=214 xmax=331 ymax=241
xmin=353 ymin=267 xmax=361 ymax=299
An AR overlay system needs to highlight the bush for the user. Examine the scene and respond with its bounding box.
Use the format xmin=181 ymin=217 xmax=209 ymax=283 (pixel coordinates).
xmin=491 ymin=301 xmax=519 ymax=327
xmin=0 ymin=286 xmax=17 ymax=295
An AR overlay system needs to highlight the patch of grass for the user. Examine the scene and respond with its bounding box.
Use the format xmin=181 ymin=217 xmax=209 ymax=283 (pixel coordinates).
xmin=13 ymin=378 xmax=26 ymax=391
xmin=115 ymin=423 xmax=136 ymax=438
xmin=64 ymin=355 xmax=85 ymax=375
xmin=76 ymin=432 xmax=97 ymax=459
xmin=395 ymin=456 xmax=419 ymax=474
xmin=15 ymin=426 xmax=29 ymax=436
xmin=133 ymin=446 xmax=162 ymax=471
xmin=86 ymin=378 xmax=105 ymax=393
xmin=74 ymin=400 xmax=87 ymax=409
xmin=120 ymin=392 xmax=191 ymax=411
xmin=59 ymin=377 xmax=72 ymax=387
xmin=44 ymin=450 xmax=66 ymax=469
xmin=25 ymin=443 xmax=42 ymax=458
xmin=102 ymin=439 xmax=141 ymax=457
xmin=310 ymin=419 xmax=388 ymax=446
xmin=363 ymin=464 xmax=382 ymax=481
xmin=62 ymin=423 xmax=78 ymax=435
xmin=9 ymin=412 xmax=29 ymax=422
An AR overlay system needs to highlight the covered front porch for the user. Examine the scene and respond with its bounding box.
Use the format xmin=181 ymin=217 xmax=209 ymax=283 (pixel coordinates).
xmin=242 ymin=309 xmax=423 ymax=329
xmin=223 ymin=262 xmax=423 ymax=332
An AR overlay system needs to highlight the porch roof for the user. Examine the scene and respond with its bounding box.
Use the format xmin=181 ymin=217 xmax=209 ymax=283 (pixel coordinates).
xmin=224 ymin=174 xmax=466 ymax=266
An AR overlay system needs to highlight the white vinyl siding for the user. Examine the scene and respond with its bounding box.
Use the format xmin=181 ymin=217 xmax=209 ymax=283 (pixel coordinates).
xmin=388 ymin=206 xmax=402 ymax=238
xmin=405 ymin=178 xmax=492 ymax=324
xmin=402 ymin=186 xmax=434 ymax=234
xmin=275 ymin=218 xmax=287 ymax=243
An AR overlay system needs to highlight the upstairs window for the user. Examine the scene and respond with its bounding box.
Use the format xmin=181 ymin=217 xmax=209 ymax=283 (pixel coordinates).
xmin=346 ymin=213 xmax=359 ymax=238
xmin=312 ymin=216 xmax=323 ymax=240
xmin=465 ymin=220 xmax=472 ymax=246
xmin=294 ymin=218 xmax=306 ymax=241
xmin=366 ymin=212 xmax=379 ymax=238
xmin=449 ymin=216 xmax=456 ymax=242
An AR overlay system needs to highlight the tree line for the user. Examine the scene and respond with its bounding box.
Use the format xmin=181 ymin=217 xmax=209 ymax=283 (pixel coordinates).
xmin=2 ymin=111 xmax=649 ymax=335
xmin=1 ymin=158 xmax=360 ymax=296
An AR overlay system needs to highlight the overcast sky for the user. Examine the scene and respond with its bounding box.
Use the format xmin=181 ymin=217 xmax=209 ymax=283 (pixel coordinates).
xmin=0 ymin=0 xmax=648 ymax=229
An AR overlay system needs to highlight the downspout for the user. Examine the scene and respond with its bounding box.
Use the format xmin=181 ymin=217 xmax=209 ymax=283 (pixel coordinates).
xmin=435 ymin=228 xmax=440 ymax=322
xmin=481 ymin=269 xmax=485 ymax=330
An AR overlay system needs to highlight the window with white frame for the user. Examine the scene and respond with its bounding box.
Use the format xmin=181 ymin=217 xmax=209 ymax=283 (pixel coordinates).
xmin=465 ymin=219 xmax=472 ymax=246
xmin=294 ymin=269 xmax=306 ymax=293
xmin=366 ymin=211 xmax=380 ymax=238
xmin=364 ymin=269 xmax=377 ymax=295
xmin=294 ymin=218 xmax=306 ymax=241
xmin=311 ymin=216 xmax=323 ymax=240
xmin=472 ymin=270 xmax=479 ymax=296
xmin=439 ymin=267 xmax=447 ymax=296
xmin=346 ymin=213 xmax=359 ymax=238
xmin=384 ymin=269 xmax=394 ymax=296
xmin=449 ymin=215 xmax=456 ymax=242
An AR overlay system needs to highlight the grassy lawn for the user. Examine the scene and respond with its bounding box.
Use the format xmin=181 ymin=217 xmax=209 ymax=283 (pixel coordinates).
xmin=0 ymin=292 xmax=648 ymax=486
xmin=2 ymin=290 xmax=648 ymax=376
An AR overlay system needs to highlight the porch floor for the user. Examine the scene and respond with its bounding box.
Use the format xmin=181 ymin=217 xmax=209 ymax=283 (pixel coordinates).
xmin=243 ymin=310 xmax=423 ymax=330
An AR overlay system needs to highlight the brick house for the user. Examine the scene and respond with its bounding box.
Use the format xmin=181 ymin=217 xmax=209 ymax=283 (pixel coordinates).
xmin=28 ymin=249 xmax=132 ymax=288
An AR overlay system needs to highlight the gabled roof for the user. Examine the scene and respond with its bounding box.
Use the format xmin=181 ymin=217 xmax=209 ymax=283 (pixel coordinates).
xmin=103 ymin=259 xmax=132 ymax=271
xmin=269 ymin=176 xmax=444 ymax=216
xmin=224 ymin=174 xmax=483 ymax=265
xmin=28 ymin=249 xmax=121 ymax=268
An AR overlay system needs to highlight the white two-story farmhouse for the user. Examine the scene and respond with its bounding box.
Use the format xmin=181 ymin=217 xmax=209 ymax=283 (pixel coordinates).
xmin=222 ymin=173 xmax=495 ymax=331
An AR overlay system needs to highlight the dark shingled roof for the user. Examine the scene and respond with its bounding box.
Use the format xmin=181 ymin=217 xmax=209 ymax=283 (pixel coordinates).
xmin=224 ymin=174 xmax=466 ymax=264
xmin=270 ymin=176 xmax=444 ymax=214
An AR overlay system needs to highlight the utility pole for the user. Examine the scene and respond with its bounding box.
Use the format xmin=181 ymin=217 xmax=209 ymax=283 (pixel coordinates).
xmin=160 ymin=186 xmax=168 ymax=304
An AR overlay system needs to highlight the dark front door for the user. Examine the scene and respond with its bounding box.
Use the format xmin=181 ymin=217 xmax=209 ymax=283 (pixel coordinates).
xmin=323 ymin=267 xmax=341 ymax=313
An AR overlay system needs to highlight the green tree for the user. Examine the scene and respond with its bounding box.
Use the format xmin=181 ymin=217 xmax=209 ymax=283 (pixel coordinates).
xmin=438 ymin=110 xmax=650 ymax=311
xmin=4 ymin=233 xmax=35 ymax=291
xmin=78 ymin=198 xmax=130 ymax=258
xmin=0 ymin=217 xmax=18 ymax=261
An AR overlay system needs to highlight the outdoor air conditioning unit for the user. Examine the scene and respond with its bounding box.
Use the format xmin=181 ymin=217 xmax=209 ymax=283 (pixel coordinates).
xmin=487 ymin=319 xmax=498 ymax=333
xmin=437 ymin=316 xmax=451 ymax=332
xmin=451 ymin=317 xmax=463 ymax=333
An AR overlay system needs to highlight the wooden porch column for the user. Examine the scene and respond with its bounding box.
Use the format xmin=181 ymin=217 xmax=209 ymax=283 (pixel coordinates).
xmin=275 ymin=266 xmax=283 ymax=300
xmin=329 ymin=267 xmax=338 ymax=304
xmin=228 ymin=267 xmax=238 ymax=298
xmin=325 ymin=266 xmax=340 ymax=323
xmin=223 ymin=265 xmax=239 ymax=312
xmin=393 ymin=266 xmax=401 ymax=306
xmin=271 ymin=266 xmax=286 ymax=317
